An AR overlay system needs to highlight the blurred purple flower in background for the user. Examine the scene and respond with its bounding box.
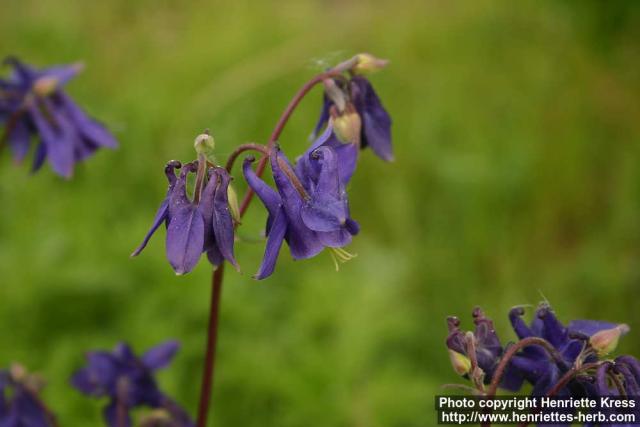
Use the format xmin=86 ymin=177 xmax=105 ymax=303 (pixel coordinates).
xmin=71 ymin=341 xmax=193 ymax=427
xmin=0 ymin=57 xmax=117 ymax=178
xmin=0 ymin=364 xmax=56 ymax=427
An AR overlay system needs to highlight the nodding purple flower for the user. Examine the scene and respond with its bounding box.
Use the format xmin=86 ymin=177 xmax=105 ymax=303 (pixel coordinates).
xmin=71 ymin=341 xmax=193 ymax=427
xmin=0 ymin=364 xmax=55 ymax=427
xmin=131 ymin=159 xmax=238 ymax=275
xmin=446 ymin=304 xmax=637 ymax=403
xmin=312 ymin=72 xmax=392 ymax=182
xmin=243 ymin=145 xmax=359 ymax=279
xmin=446 ymin=307 xmax=522 ymax=390
xmin=0 ymin=57 xmax=117 ymax=178
xmin=507 ymin=303 xmax=628 ymax=396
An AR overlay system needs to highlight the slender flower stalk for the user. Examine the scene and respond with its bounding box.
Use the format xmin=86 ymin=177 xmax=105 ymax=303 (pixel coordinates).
xmin=484 ymin=336 xmax=565 ymax=398
xmin=237 ymin=69 xmax=341 ymax=217
xmin=195 ymin=68 xmax=341 ymax=427
xmin=125 ymin=54 xmax=391 ymax=426
xmin=194 ymin=54 xmax=391 ymax=425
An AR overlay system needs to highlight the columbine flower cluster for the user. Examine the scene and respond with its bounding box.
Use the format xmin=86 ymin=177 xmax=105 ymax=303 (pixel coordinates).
xmin=132 ymin=53 xmax=392 ymax=279
xmin=446 ymin=303 xmax=638 ymax=400
xmin=0 ymin=58 xmax=117 ymax=178
xmin=0 ymin=52 xmax=392 ymax=426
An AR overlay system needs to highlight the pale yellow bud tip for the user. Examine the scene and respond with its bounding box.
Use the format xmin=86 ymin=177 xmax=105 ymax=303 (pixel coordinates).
xmin=194 ymin=132 xmax=215 ymax=153
xmin=448 ymin=350 xmax=472 ymax=376
xmin=353 ymin=53 xmax=389 ymax=74
xmin=590 ymin=324 xmax=630 ymax=357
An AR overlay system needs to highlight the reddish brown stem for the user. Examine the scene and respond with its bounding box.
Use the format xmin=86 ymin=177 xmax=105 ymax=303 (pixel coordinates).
xmin=238 ymin=69 xmax=340 ymax=216
xmin=546 ymin=361 xmax=602 ymax=398
xmin=224 ymin=142 xmax=270 ymax=173
xmin=486 ymin=337 xmax=564 ymax=397
xmin=517 ymin=361 xmax=604 ymax=427
xmin=196 ymin=265 xmax=225 ymax=427
xmin=196 ymin=68 xmax=341 ymax=427
xmin=481 ymin=337 xmax=565 ymax=427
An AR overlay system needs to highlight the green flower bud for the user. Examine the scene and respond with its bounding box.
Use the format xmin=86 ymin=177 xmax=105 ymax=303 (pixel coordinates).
xmin=352 ymin=53 xmax=389 ymax=74
xmin=448 ymin=350 xmax=472 ymax=376
xmin=590 ymin=324 xmax=630 ymax=357
xmin=194 ymin=130 xmax=217 ymax=164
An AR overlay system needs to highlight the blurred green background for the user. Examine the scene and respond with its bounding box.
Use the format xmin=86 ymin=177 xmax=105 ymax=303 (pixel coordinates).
xmin=1 ymin=0 xmax=640 ymax=425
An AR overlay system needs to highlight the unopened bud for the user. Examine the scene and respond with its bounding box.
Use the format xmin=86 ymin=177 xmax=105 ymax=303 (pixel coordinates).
xmin=194 ymin=130 xmax=217 ymax=164
xmin=590 ymin=324 xmax=630 ymax=357
xmin=352 ymin=53 xmax=389 ymax=74
xmin=331 ymin=105 xmax=361 ymax=144
xmin=448 ymin=350 xmax=471 ymax=376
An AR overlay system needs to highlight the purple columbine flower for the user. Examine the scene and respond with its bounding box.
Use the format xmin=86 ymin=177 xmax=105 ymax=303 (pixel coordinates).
xmin=446 ymin=307 xmax=524 ymax=391
xmin=507 ymin=303 xmax=629 ymax=396
xmin=447 ymin=304 xmax=636 ymax=402
xmin=0 ymin=57 xmax=117 ymax=178
xmin=0 ymin=364 xmax=55 ymax=427
xmin=71 ymin=341 xmax=193 ymax=427
xmin=312 ymin=70 xmax=392 ymax=183
xmin=243 ymin=145 xmax=359 ymax=279
xmin=131 ymin=159 xmax=238 ymax=275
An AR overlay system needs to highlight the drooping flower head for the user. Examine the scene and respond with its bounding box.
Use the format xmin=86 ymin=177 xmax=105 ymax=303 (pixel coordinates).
xmin=505 ymin=303 xmax=630 ymax=397
xmin=243 ymin=144 xmax=359 ymax=279
xmin=0 ymin=363 xmax=55 ymax=427
xmin=71 ymin=341 xmax=193 ymax=427
xmin=446 ymin=307 xmax=523 ymax=390
xmin=311 ymin=53 xmax=392 ymax=183
xmin=0 ymin=57 xmax=117 ymax=178
xmin=446 ymin=303 xmax=636 ymax=400
xmin=132 ymin=132 xmax=239 ymax=275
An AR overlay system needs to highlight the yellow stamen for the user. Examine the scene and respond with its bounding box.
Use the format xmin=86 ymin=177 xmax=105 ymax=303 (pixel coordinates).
xmin=327 ymin=247 xmax=357 ymax=271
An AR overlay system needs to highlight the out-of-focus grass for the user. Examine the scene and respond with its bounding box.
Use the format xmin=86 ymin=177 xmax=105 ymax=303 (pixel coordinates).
xmin=0 ymin=0 xmax=639 ymax=425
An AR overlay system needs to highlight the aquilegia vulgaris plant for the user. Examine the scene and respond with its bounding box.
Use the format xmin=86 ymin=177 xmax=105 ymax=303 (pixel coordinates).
xmin=445 ymin=303 xmax=639 ymax=426
xmin=127 ymin=52 xmax=392 ymax=427
xmin=0 ymin=52 xmax=392 ymax=427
